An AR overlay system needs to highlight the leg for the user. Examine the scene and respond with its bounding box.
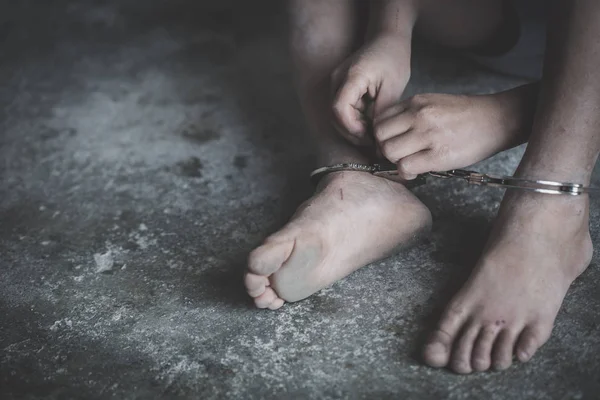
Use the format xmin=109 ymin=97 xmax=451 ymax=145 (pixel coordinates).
xmin=416 ymin=0 xmax=507 ymax=50
xmin=424 ymin=0 xmax=599 ymax=374
xmin=244 ymin=0 xmax=432 ymax=309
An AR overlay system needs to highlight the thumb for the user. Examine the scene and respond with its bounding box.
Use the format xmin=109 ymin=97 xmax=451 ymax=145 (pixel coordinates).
xmin=332 ymin=73 xmax=371 ymax=137
xmin=396 ymin=150 xmax=434 ymax=180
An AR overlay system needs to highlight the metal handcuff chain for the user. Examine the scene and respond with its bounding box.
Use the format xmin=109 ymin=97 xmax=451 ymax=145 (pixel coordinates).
xmin=310 ymin=163 xmax=599 ymax=196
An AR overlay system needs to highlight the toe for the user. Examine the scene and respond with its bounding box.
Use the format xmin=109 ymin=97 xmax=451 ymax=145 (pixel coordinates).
xmin=450 ymin=324 xmax=480 ymax=374
xmin=254 ymin=287 xmax=283 ymax=309
xmin=244 ymin=272 xmax=268 ymax=298
xmin=248 ymin=239 xmax=296 ymax=276
xmin=423 ymin=332 xmax=452 ymax=368
xmin=492 ymin=328 xmax=520 ymax=371
xmin=423 ymin=304 xmax=469 ymax=368
xmin=471 ymin=325 xmax=501 ymax=372
xmin=268 ymin=298 xmax=285 ymax=310
xmin=516 ymin=324 xmax=552 ymax=363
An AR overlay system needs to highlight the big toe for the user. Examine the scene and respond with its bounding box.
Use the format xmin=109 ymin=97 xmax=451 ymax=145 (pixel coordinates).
xmin=423 ymin=331 xmax=454 ymax=368
xmin=248 ymin=238 xmax=295 ymax=276
xmin=423 ymin=306 xmax=468 ymax=369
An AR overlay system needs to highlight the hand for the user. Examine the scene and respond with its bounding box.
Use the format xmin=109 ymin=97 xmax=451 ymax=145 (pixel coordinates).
xmin=331 ymin=34 xmax=411 ymax=146
xmin=373 ymin=93 xmax=522 ymax=180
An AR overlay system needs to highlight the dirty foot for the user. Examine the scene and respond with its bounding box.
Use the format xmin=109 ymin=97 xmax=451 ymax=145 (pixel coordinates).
xmin=245 ymin=171 xmax=432 ymax=309
xmin=423 ymin=191 xmax=593 ymax=373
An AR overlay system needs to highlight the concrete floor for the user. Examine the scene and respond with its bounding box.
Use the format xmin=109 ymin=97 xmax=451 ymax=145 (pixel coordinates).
xmin=1 ymin=1 xmax=600 ymax=399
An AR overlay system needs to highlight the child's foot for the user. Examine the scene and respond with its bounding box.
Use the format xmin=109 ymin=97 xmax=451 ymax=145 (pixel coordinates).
xmin=372 ymin=84 xmax=538 ymax=179
xmin=245 ymin=171 xmax=432 ymax=309
xmin=423 ymin=191 xmax=592 ymax=373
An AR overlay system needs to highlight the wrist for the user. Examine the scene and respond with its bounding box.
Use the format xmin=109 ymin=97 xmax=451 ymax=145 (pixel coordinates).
xmin=370 ymin=27 xmax=413 ymax=43
xmin=370 ymin=30 xmax=413 ymax=47
xmin=366 ymin=32 xmax=413 ymax=62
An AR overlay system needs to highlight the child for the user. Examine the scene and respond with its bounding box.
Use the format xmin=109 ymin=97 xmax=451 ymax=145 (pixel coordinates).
xmin=245 ymin=0 xmax=600 ymax=374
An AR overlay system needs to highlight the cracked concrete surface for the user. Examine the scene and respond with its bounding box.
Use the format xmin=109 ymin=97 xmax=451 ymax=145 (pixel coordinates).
xmin=1 ymin=1 xmax=599 ymax=399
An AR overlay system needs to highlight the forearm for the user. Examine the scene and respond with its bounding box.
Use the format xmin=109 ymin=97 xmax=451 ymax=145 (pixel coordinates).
xmin=517 ymin=0 xmax=600 ymax=184
xmin=367 ymin=0 xmax=418 ymax=40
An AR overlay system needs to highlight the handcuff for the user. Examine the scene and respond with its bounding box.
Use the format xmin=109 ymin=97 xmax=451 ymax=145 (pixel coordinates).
xmin=310 ymin=163 xmax=598 ymax=196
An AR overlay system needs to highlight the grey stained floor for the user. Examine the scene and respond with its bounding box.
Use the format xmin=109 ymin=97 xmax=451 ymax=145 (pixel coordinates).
xmin=1 ymin=1 xmax=599 ymax=399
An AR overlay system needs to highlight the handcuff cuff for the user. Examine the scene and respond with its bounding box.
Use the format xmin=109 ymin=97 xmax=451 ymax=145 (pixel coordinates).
xmin=310 ymin=163 xmax=599 ymax=196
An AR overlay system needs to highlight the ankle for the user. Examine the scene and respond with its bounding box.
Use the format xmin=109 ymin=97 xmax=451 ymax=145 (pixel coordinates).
xmin=514 ymin=157 xmax=594 ymax=186
xmin=500 ymin=189 xmax=590 ymax=227
xmin=316 ymin=170 xmax=369 ymax=191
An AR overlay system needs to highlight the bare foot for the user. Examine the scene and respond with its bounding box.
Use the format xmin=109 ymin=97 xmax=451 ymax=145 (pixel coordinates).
xmin=423 ymin=191 xmax=593 ymax=373
xmin=245 ymin=171 xmax=432 ymax=309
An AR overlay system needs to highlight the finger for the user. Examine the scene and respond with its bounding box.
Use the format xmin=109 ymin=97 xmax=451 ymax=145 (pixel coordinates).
xmin=396 ymin=149 xmax=435 ymax=180
xmin=332 ymin=75 xmax=371 ymax=136
xmin=373 ymin=110 xmax=413 ymax=142
xmin=373 ymin=103 xmax=408 ymax=125
xmin=379 ymin=130 xmax=426 ymax=163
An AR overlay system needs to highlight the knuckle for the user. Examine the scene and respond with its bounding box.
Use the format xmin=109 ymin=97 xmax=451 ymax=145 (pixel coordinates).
xmin=373 ymin=125 xmax=385 ymax=141
xmin=331 ymin=103 xmax=343 ymax=119
xmin=420 ymin=128 xmax=436 ymax=143
xmin=409 ymin=93 xmax=429 ymax=108
xmin=331 ymin=99 xmax=345 ymax=117
xmin=416 ymin=103 xmax=437 ymax=120
xmin=346 ymin=65 xmax=364 ymax=79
